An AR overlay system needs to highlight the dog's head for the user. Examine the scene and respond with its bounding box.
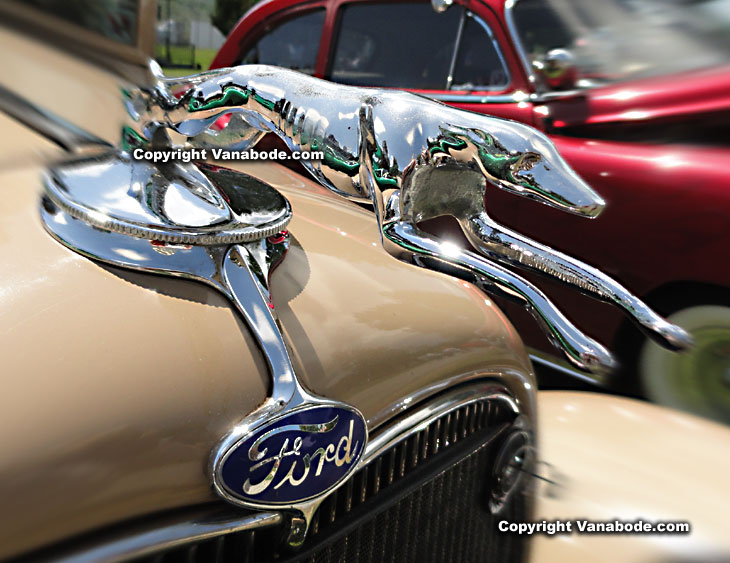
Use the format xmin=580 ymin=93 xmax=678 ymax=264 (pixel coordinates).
xmin=447 ymin=121 xmax=605 ymax=219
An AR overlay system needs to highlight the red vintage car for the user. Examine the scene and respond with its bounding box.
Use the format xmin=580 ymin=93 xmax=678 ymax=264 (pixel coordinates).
xmin=212 ymin=0 xmax=730 ymax=423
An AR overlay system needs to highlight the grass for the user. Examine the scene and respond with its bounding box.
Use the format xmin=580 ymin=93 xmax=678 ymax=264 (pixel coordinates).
xmin=156 ymin=45 xmax=219 ymax=77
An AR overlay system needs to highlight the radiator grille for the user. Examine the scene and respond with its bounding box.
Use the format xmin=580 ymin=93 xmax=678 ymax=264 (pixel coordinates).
xmin=125 ymin=393 xmax=526 ymax=563
xmin=306 ymin=399 xmax=515 ymax=539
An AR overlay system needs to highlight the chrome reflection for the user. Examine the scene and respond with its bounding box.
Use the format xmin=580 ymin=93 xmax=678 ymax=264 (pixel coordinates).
xmin=125 ymin=64 xmax=691 ymax=374
xmin=534 ymin=48 xmax=578 ymax=91
xmin=431 ymin=0 xmax=453 ymax=13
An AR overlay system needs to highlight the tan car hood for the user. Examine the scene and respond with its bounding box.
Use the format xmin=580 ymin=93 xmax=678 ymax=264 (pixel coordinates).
xmin=0 ymin=147 xmax=534 ymax=557
xmin=0 ymin=22 xmax=534 ymax=557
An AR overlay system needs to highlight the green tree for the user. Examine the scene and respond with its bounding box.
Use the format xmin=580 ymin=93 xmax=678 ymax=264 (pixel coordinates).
xmin=212 ymin=0 xmax=258 ymax=36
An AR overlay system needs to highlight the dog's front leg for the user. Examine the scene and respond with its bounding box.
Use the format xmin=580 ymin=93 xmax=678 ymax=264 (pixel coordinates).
xmin=459 ymin=212 xmax=692 ymax=351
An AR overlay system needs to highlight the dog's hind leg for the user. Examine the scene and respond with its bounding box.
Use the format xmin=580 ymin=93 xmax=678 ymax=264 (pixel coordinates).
xmin=381 ymin=217 xmax=616 ymax=375
xmin=458 ymin=211 xmax=692 ymax=351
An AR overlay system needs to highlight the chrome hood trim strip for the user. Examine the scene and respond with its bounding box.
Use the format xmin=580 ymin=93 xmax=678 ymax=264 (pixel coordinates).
xmin=0 ymin=84 xmax=110 ymax=153
xmin=30 ymin=510 xmax=282 ymax=563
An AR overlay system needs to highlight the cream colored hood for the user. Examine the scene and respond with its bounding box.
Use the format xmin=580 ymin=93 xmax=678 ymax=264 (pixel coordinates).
xmin=0 ymin=146 xmax=534 ymax=557
xmin=0 ymin=21 xmax=535 ymax=558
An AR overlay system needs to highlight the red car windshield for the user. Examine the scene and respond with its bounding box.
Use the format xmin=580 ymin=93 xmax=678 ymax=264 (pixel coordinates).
xmin=510 ymin=0 xmax=730 ymax=85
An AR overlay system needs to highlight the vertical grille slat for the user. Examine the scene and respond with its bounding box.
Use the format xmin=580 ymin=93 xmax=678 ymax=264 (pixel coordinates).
xmin=410 ymin=431 xmax=421 ymax=470
xmin=183 ymin=544 xmax=197 ymax=563
xmin=310 ymin=505 xmax=321 ymax=536
xmin=343 ymin=473 xmax=355 ymax=513
xmin=359 ymin=464 xmax=369 ymax=503
xmin=327 ymin=496 xmax=337 ymax=524
xmin=430 ymin=418 xmax=441 ymax=455
xmin=372 ymin=457 xmax=383 ymax=496
xmin=475 ymin=401 xmax=484 ymax=431
xmin=459 ymin=405 xmax=469 ymax=439
xmin=386 ymin=448 xmax=396 ymax=486
xmin=397 ymin=439 xmax=408 ymax=478
xmin=468 ymin=403 xmax=477 ymax=434
xmin=441 ymin=412 xmax=452 ymax=448
xmin=451 ymin=409 xmax=462 ymax=444
xmin=212 ymin=536 xmax=225 ymax=563
xmin=419 ymin=427 xmax=429 ymax=462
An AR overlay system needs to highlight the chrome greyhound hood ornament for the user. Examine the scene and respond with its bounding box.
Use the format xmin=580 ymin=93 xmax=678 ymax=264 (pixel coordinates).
xmin=123 ymin=64 xmax=691 ymax=374
xmin=40 ymin=63 xmax=690 ymax=536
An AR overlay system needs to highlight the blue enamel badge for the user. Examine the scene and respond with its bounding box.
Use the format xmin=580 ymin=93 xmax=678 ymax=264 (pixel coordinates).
xmin=216 ymin=404 xmax=367 ymax=506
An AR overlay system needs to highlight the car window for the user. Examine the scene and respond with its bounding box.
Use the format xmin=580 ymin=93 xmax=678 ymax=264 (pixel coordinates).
xmin=239 ymin=9 xmax=325 ymax=75
xmin=451 ymin=13 xmax=509 ymax=90
xmin=21 ymin=0 xmax=139 ymax=45
xmin=330 ymin=3 xmax=461 ymax=89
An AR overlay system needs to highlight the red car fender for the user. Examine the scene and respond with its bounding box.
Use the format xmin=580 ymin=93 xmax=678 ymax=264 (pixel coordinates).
xmin=488 ymin=135 xmax=730 ymax=296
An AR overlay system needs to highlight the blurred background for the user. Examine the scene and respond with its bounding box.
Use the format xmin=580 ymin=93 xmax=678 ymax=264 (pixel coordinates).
xmin=155 ymin=0 xmax=256 ymax=74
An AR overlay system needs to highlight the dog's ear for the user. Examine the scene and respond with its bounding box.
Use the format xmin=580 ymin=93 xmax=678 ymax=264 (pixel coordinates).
xmin=457 ymin=117 xmax=605 ymax=218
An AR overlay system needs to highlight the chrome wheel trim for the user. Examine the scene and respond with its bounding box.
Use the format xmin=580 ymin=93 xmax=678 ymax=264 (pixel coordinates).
xmin=639 ymin=305 xmax=730 ymax=425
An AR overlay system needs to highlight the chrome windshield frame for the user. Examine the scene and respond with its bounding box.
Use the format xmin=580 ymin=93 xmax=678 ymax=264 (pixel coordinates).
xmin=504 ymin=0 xmax=539 ymax=89
xmin=448 ymin=10 xmax=512 ymax=92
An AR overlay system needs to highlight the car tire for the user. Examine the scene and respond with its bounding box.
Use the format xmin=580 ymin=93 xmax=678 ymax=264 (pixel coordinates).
xmin=638 ymin=304 xmax=730 ymax=425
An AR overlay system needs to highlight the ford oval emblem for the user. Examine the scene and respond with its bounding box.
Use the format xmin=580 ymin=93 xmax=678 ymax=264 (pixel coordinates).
xmin=216 ymin=404 xmax=368 ymax=506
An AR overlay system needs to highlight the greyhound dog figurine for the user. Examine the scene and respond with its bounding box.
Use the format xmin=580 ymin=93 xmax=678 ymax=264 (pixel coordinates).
xmin=127 ymin=64 xmax=691 ymax=375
